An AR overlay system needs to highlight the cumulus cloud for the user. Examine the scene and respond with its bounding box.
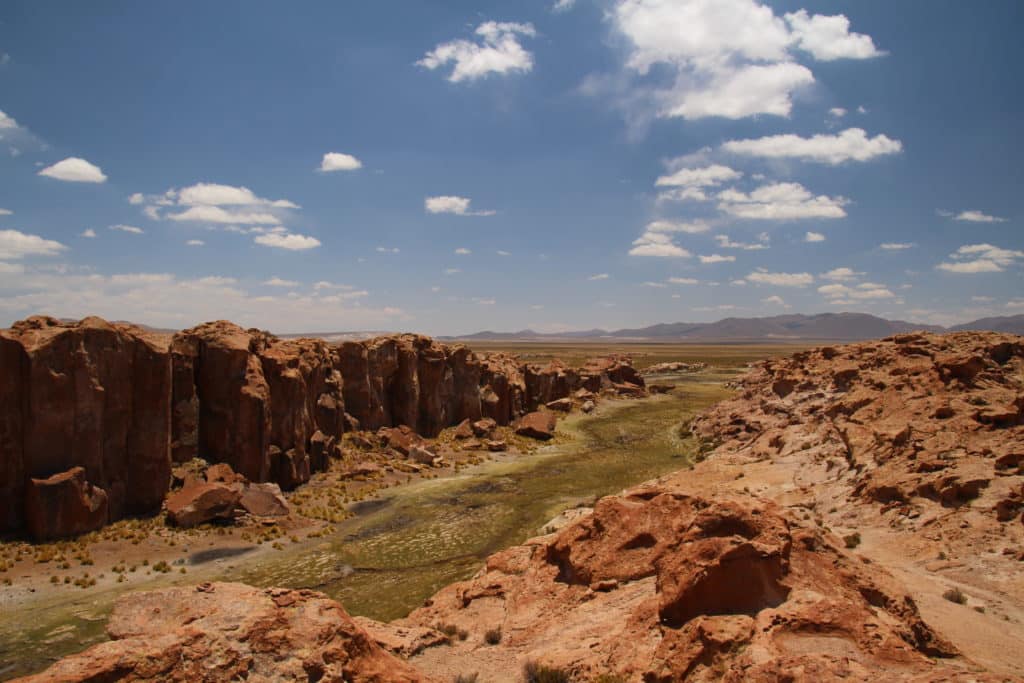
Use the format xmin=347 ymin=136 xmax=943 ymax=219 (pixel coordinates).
xmin=253 ymin=232 xmax=321 ymax=251
xmin=747 ymin=269 xmax=813 ymax=287
xmin=645 ymin=219 xmax=709 ymax=234
xmin=110 ymin=224 xmax=144 ymax=234
xmin=937 ymin=243 xmax=1024 ymax=274
xmin=828 ymin=107 xmax=847 ymax=118
xmin=319 ymin=152 xmax=363 ymax=172
xmin=762 ymin=295 xmax=787 ymax=306
xmin=166 ymin=206 xmax=282 ymax=225
xmin=821 ymin=267 xmax=863 ymax=281
xmin=418 ymin=21 xmax=536 ymax=83
xmin=588 ymin=273 xmax=610 ymax=280
xmin=668 ymin=277 xmax=699 ymax=285
xmin=655 ymin=164 xmax=741 ymax=201
xmin=722 ymin=128 xmax=902 ymax=164
xmin=629 ymin=230 xmax=691 ymax=258
xmin=785 ymin=10 xmax=885 ymax=61
xmin=602 ymin=0 xmax=883 ymax=123
xmin=80 ymin=229 xmax=97 ymax=238
xmin=376 ymin=246 xmax=400 ymax=254
xmin=715 ymin=234 xmax=769 ymax=250
xmin=0 ymin=110 xmax=18 ymax=129
xmin=698 ymin=254 xmax=735 ymax=264
xmin=176 ymin=183 xmax=299 ymax=209
xmin=186 ymin=239 xmax=204 ymax=246
xmin=424 ymin=195 xmax=495 ymax=216
xmin=880 ymin=242 xmax=915 ymax=250
xmin=717 ymin=182 xmax=848 ymax=220
xmin=264 ymin=277 xmax=299 ymax=287
xmin=805 ymin=231 xmax=825 ymax=242
xmin=454 ymin=247 xmax=472 ymax=255
xmin=0 ymin=229 xmax=67 ymax=260
xmin=37 ymin=157 xmax=108 ymax=183
xmin=819 ymin=282 xmax=896 ymax=301
xmin=953 ymin=210 xmax=1007 ymax=223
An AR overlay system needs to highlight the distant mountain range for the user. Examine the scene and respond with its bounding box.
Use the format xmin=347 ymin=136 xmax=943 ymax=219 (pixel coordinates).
xmin=444 ymin=313 xmax=1024 ymax=342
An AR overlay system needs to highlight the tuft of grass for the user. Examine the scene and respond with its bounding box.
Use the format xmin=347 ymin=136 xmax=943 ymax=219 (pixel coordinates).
xmin=843 ymin=532 xmax=861 ymax=549
xmin=484 ymin=627 xmax=502 ymax=645
xmin=943 ymin=587 xmax=968 ymax=605
xmin=523 ymin=661 xmax=571 ymax=683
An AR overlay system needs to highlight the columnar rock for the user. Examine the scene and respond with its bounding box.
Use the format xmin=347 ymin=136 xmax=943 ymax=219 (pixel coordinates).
xmin=479 ymin=353 xmax=527 ymax=424
xmin=0 ymin=316 xmax=171 ymax=536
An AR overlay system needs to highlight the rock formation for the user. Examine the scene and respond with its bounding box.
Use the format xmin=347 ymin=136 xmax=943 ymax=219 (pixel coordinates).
xmin=13 ymin=582 xmax=428 ymax=683
xmin=0 ymin=315 xmax=644 ymax=539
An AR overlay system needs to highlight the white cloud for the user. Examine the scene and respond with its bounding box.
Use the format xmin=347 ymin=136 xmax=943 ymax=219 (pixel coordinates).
xmin=376 ymin=246 xmax=400 ymax=253
xmin=38 ymin=157 xmax=107 ymax=183
xmin=819 ymin=282 xmax=895 ymax=301
xmin=143 ymin=206 xmax=162 ymax=220
xmin=80 ymin=229 xmax=97 ymax=238
xmin=166 ymin=205 xmax=281 ymax=225
xmin=698 ymin=254 xmax=735 ymax=264
xmin=253 ymin=232 xmax=321 ymax=251
xmin=668 ymin=276 xmax=699 ymax=285
xmin=717 ymin=182 xmax=848 ymax=220
xmin=953 ymin=210 xmax=1007 ymax=224
xmin=0 ymin=209 xmax=10 ymax=217
xmin=715 ymin=234 xmax=768 ymax=250
xmin=110 ymin=224 xmax=144 ymax=234
xmin=186 ymin=239 xmax=204 ymax=247
xmin=496 ymin=250 xmax=511 ymax=256
xmin=880 ymin=242 xmax=915 ymax=250
xmin=762 ymin=295 xmax=787 ymax=306
xmin=177 ymin=183 xmax=298 ymax=208
xmin=0 ymin=229 xmax=67 ymax=259
xmin=643 ymin=281 xmax=667 ymax=288
xmin=804 ymin=231 xmax=826 ymax=243
xmin=821 ymin=267 xmax=863 ymax=282
xmin=722 ymin=128 xmax=902 ymax=164
xmin=418 ymin=21 xmax=536 ymax=83
xmin=646 ymin=219 xmax=709 ymax=234
xmin=445 ymin=268 xmax=461 ymax=275
xmin=655 ymin=164 xmax=741 ymax=190
xmin=828 ymin=107 xmax=847 ymax=118
xmin=128 ymin=192 xmax=145 ymax=205
xmin=0 ymin=110 xmax=18 ymax=129
xmin=264 ymin=277 xmax=299 ymax=287
xmin=629 ymin=231 xmax=691 ymax=258
xmin=319 ymin=152 xmax=363 ymax=172
xmin=937 ymin=243 xmax=1024 ymax=274
xmin=424 ymin=195 xmax=495 ymax=216
xmin=747 ymin=269 xmax=813 ymax=287
xmin=473 ymin=297 xmax=497 ymax=305
xmin=454 ymin=247 xmax=471 ymax=255
xmin=588 ymin=273 xmax=610 ymax=281
xmin=553 ymin=0 xmax=576 ymax=11
xmin=785 ymin=10 xmax=885 ymax=61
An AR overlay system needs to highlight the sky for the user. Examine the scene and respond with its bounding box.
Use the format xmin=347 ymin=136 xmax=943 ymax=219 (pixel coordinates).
xmin=1 ymin=0 xmax=1022 ymax=335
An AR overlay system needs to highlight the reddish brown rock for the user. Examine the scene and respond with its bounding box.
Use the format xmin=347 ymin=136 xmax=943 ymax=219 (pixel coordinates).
xmin=239 ymin=482 xmax=289 ymax=517
xmin=0 ymin=316 xmax=171 ymax=532
xmin=378 ymin=425 xmax=423 ymax=456
xmin=471 ymin=417 xmax=497 ymax=438
xmin=15 ymin=582 xmax=428 ymax=683
xmin=24 ymin=467 xmax=109 ymax=541
xmin=452 ymin=419 xmax=474 ymax=439
xmin=516 ymin=411 xmax=557 ymax=440
xmin=485 ymin=439 xmax=507 ymax=452
xmin=165 ymin=482 xmax=241 ymax=527
xmin=546 ymin=397 xmax=573 ymax=412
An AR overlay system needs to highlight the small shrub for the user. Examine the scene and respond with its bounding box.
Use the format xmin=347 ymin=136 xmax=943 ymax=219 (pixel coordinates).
xmin=843 ymin=532 xmax=861 ymax=549
xmin=943 ymin=587 xmax=967 ymax=605
xmin=523 ymin=660 xmax=570 ymax=683
xmin=484 ymin=627 xmax=502 ymax=645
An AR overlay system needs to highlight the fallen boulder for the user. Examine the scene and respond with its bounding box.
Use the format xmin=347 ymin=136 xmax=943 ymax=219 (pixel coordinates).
xmin=239 ymin=482 xmax=289 ymax=518
xmin=546 ymin=397 xmax=573 ymax=412
xmin=516 ymin=411 xmax=557 ymax=440
xmin=24 ymin=467 xmax=109 ymax=541
xmin=165 ymin=482 xmax=242 ymax=527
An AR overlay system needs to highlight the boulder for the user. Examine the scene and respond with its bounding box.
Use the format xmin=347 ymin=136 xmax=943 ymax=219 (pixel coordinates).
xmin=452 ymin=419 xmax=474 ymax=439
xmin=378 ymin=425 xmax=422 ymax=456
xmin=546 ymin=397 xmax=573 ymax=412
xmin=472 ymin=417 xmax=498 ymax=438
xmin=409 ymin=445 xmax=438 ymax=466
xmin=16 ymin=582 xmax=428 ymax=683
xmin=516 ymin=411 xmax=557 ymax=440
xmin=24 ymin=467 xmax=109 ymax=541
xmin=239 ymin=482 xmax=289 ymax=518
xmin=165 ymin=482 xmax=241 ymax=527
xmin=486 ymin=439 xmax=508 ymax=452
xmin=205 ymin=462 xmax=245 ymax=484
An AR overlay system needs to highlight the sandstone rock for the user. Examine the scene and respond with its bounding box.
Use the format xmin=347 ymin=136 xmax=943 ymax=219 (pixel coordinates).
xmin=378 ymin=425 xmax=422 ymax=456
xmin=471 ymin=417 xmax=497 ymax=438
xmin=270 ymin=446 xmax=311 ymax=491
xmin=16 ymin=582 xmax=427 ymax=682
xmin=205 ymin=462 xmax=244 ymax=484
xmin=24 ymin=467 xmax=109 ymax=541
xmin=546 ymin=397 xmax=573 ymax=412
xmin=452 ymin=419 xmax=474 ymax=439
xmin=165 ymin=482 xmax=241 ymax=527
xmin=409 ymin=445 xmax=439 ymax=466
xmin=613 ymin=381 xmax=646 ymax=397
xmin=485 ymin=439 xmax=508 ymax=452
xmin=516 ymin=411 xmax=557 ymax=440
xmin=239 ymin=482 xmax=289 ymax=517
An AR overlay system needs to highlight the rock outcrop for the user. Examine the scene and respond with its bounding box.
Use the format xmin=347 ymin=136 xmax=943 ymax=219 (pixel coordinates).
xmin=0 ymin=316 xmax=171 ymax=537
xmin=13 ymin=582 xmax=428 ymax=683
xmin=400 ymin=489 xmax=980 ymax=681
xmin=0 ymin=315 xmax=644 ymax=538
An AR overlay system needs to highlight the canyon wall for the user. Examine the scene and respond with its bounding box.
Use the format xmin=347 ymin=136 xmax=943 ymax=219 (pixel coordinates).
xmin=0 ymin=316 xmax=643 ymax=539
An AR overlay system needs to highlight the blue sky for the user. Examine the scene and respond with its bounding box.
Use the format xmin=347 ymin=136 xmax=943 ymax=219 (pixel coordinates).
xmin=1 ymin=0 xmax=1022 ymax=334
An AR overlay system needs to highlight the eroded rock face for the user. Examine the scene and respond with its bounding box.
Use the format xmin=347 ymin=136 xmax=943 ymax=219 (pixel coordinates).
xmin=24 ymin=467 xmax=109 ymax=541
xmin=401 ymin=489 xmax=966 ymax=681
xmin=0 ymin=316 xmax=171 ymax=537
xmin=14 ymin=582 xmax=428 ymax=683
xmin=691 ymin=332 xmax=1024 ymax=525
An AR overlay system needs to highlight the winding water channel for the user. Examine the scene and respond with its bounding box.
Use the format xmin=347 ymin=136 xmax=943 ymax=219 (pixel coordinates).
xmin=0 ymin=370 xmax=734 ymax=680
